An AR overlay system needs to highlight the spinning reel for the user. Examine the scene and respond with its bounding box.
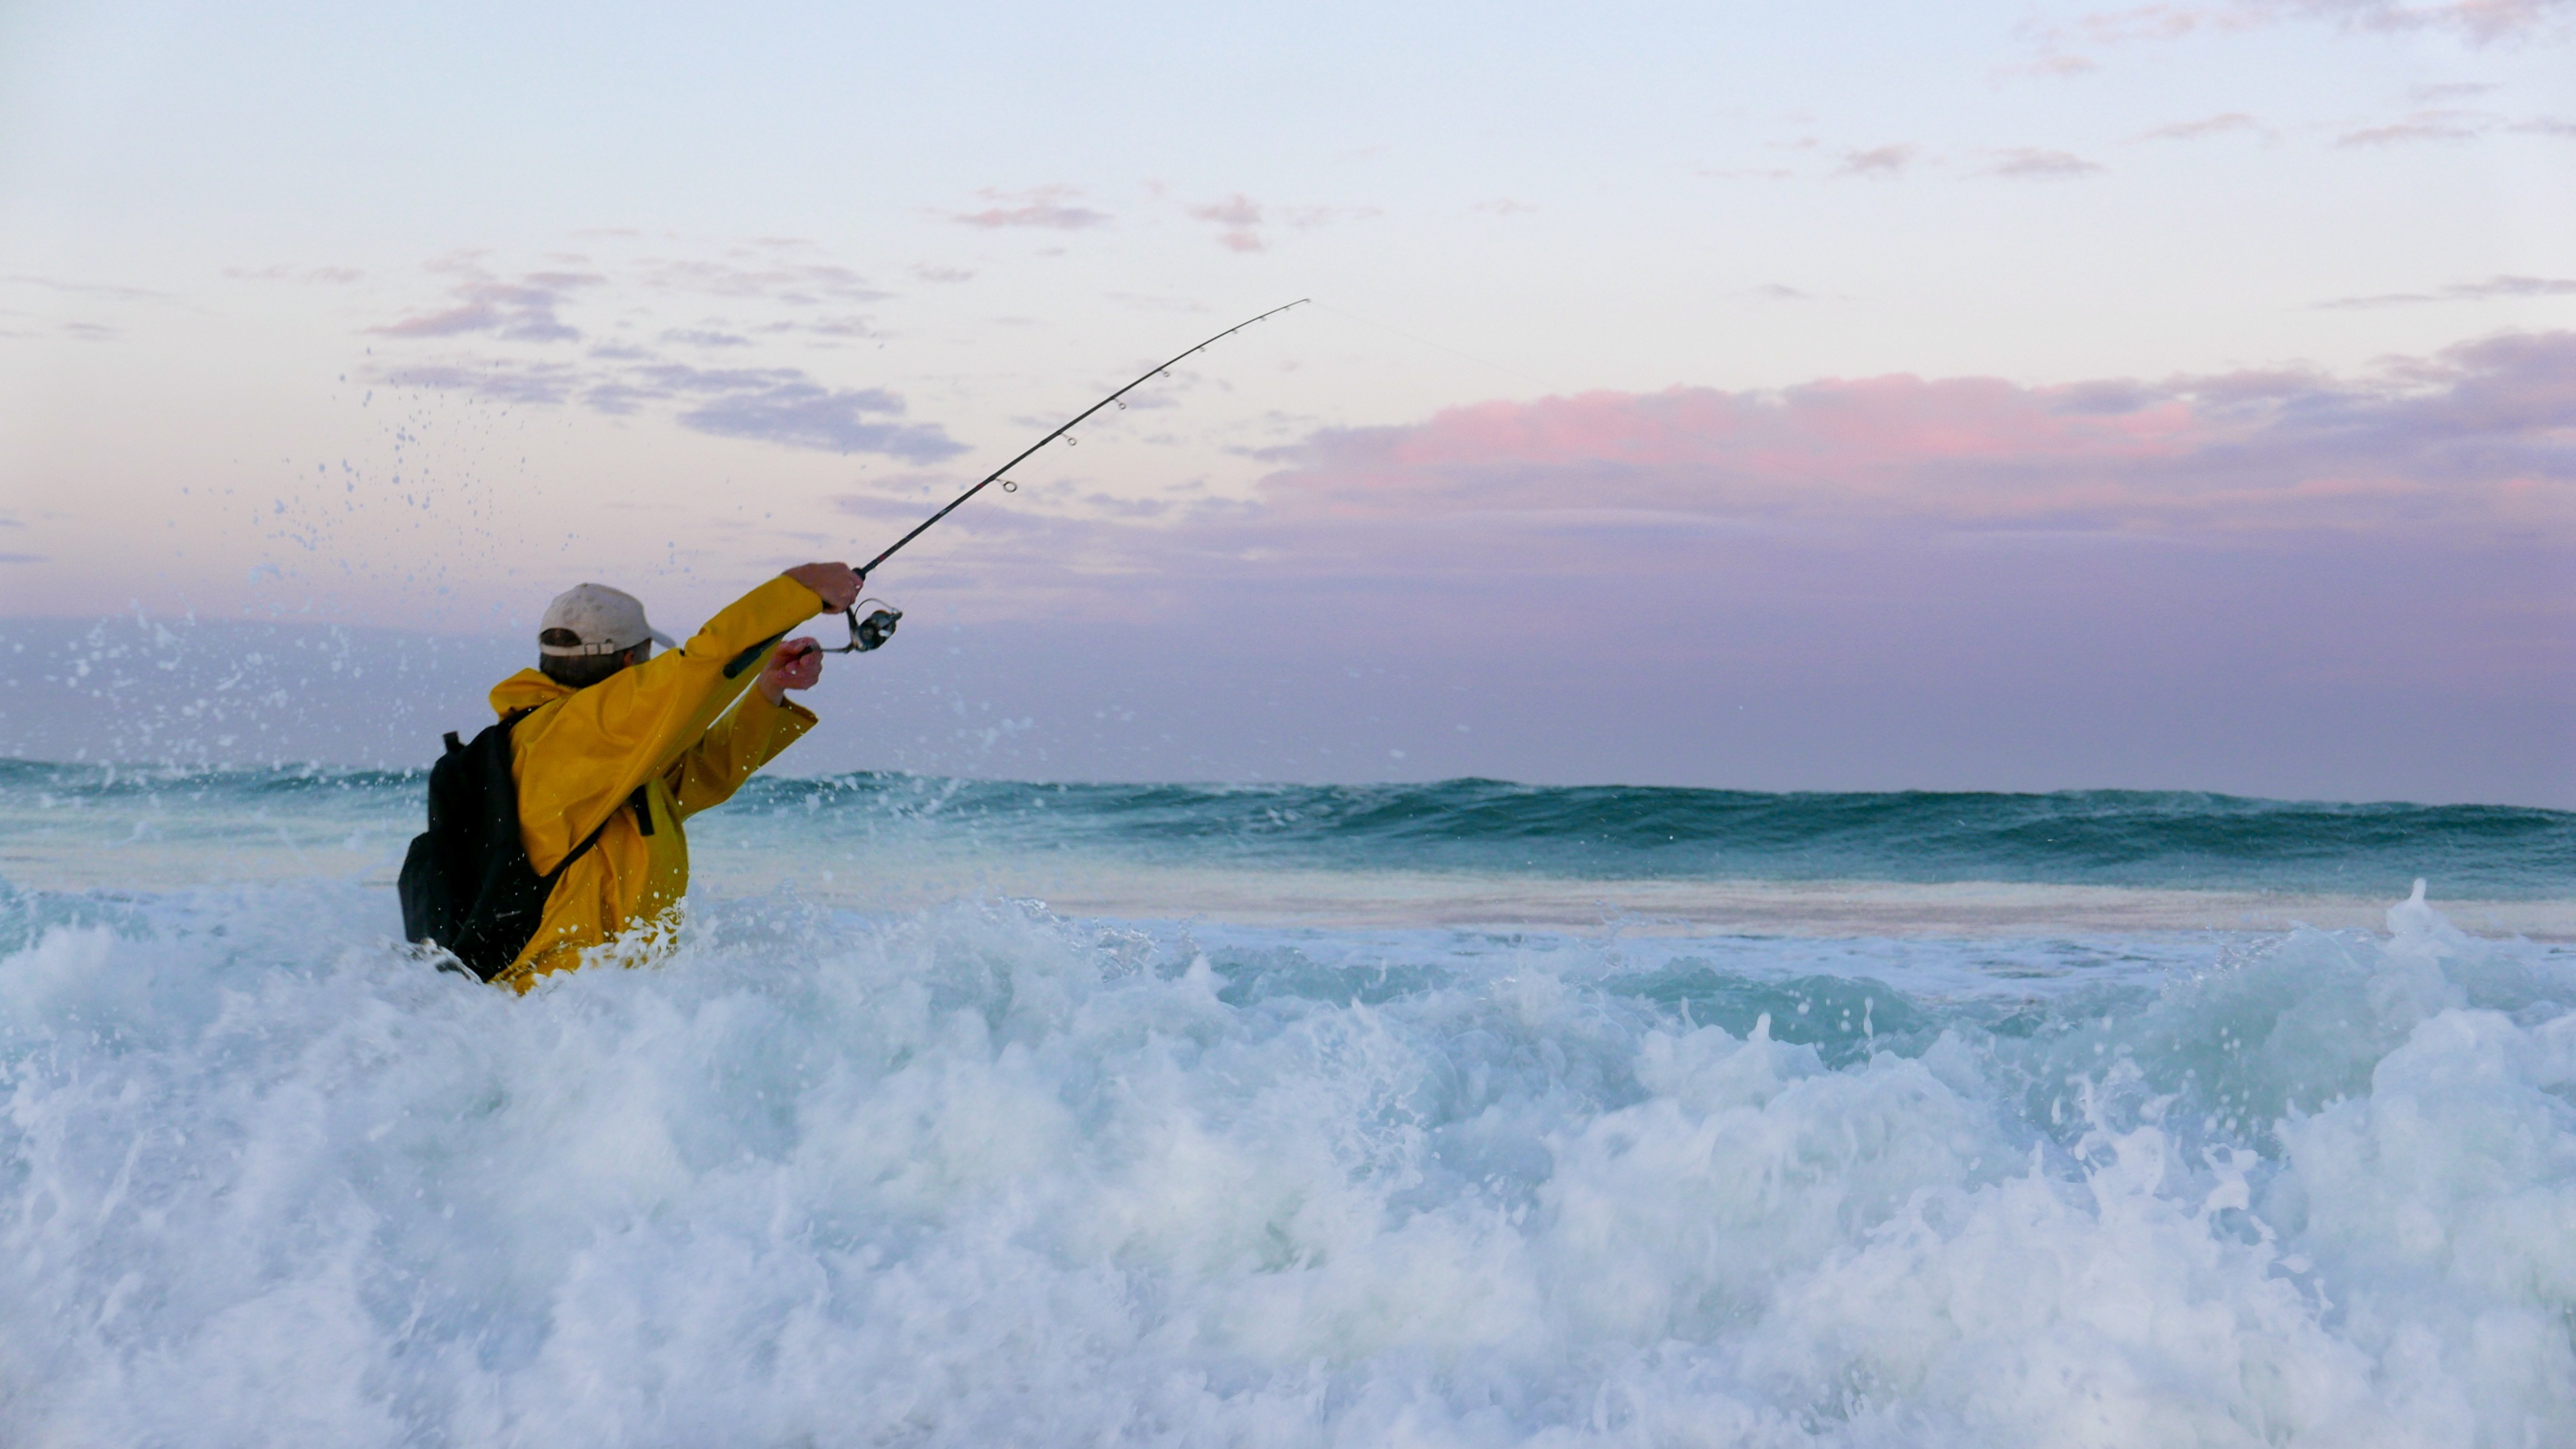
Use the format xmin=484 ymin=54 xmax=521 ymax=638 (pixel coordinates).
xmin=825 ymin=598 xmax=903 ymax=655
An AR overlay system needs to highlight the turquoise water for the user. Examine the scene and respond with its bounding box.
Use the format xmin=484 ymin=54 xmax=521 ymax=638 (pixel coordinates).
xmin=8 ymin=759 xmax=2571 ymax=896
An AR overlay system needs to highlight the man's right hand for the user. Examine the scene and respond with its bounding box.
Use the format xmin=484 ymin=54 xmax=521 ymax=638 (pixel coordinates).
xmin=784 ymin=562 xmax=863 ymax=614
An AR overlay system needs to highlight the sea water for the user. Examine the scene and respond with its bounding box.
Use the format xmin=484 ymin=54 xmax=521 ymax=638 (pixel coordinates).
xmin=5 ymin=765 xmax=2575 ymax=1446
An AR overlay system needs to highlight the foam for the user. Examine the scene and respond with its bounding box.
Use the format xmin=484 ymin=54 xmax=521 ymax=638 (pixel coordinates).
xmin=4 ymin=881 xmax=2574 ymax=1443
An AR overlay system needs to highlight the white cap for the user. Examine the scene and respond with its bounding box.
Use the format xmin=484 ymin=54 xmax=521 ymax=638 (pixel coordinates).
xmin=538 ymin=583 xmax=678 ymax=657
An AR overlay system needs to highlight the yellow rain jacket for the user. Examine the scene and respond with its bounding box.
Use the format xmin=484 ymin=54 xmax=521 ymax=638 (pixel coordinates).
xmin=487 ymin=574 xmax=824 ymax=990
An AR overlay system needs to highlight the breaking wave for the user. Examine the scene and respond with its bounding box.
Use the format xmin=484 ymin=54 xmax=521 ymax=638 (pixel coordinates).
xmin=7 ymin=759 xmax=2570 ymax=898
xmin=6 ymin=873 xmax=2575 ymax=1444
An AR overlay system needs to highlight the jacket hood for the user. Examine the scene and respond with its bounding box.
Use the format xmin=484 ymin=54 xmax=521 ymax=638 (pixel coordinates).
xmin=490 ymin=668 xmax=574 ymax=718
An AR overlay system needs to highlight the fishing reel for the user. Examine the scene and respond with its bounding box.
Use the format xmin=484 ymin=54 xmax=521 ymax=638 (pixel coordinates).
xmin=826 ymin=598 xmax=902 ymax=654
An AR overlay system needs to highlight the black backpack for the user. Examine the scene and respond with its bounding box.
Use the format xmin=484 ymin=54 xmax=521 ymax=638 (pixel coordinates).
xmin=398 ymin=708 xmax=617 ymax=982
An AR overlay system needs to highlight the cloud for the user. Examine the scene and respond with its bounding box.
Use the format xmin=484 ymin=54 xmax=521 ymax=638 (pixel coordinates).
xmin=1182 ymin=195 xmax=1379 ymax=251
xmin=1234 ymin=331 xmax=2576 ymax=545
xmin=1471 ymin=198 xmax=1539 ymax=215
xmin=375 ymin=362 xmax=581 ymax=406
xmin=2137 ymin=112 xmax=2261 ymax=140
xmin=885 ymin=329 xmax=2576 ymax=587
xmin=2336 ymin=108 xmax=2493 ymax=145
xmin=671 ymin=378 xmax=964 ymax=461
xmin=2077 ymin=6 xmax=2219 ymax=44
xmin=2004 ymin=0 xmax=2562 ymax=83
xmin=1995 ymin=51 xmax=2104 ymax=79
xmin=1986 ymin=148 xmax=2106 ymax=178
xmin=773 ymin=337 xmax=2567 ymax=812
xmin=6 ymin=275 xmax=171 ymax=301
xmin=1750 ymin=284 xmax=1813 ymax=301
xmin=0 ymin=274 xmax=170 ymax=340
xmin=633 ymin=249 xmax=888 ymax=305
xmin=1190 ymin=194 xmax=1267 ymax=252
xmin=369 ymin=258 xmax=601 ymax=342
xmin=2333 ymin=105 xmax=2576 ymax=145
xmin=0 ymin=309 xmax=116 ymax=343
xmin=2082 ymin=0 xmax=2573 ymax=44
xmin=369 ymin=354 xmax=962 ymax=461
xmin=224 ymin=265 xmax=365 ymax=284
xmin=2268 ymin=0 xmax=2573 ymax=44
xmin=350 ymin=237 xmax=963 ymax=462
xmin=1835 ymin=145 xmax=1918 ymax=178
xmin=951 ymin=186 xmax=1111 ymax=230
xmin=2437 ymin=274 xmax=2576 ymax=300
xmin=795 ymin=315 xmax=875 ymax=338
xmin=914 ymin=265 xmax=976 ymax=283
xmin=660 ymin=327 xmax=753 ymax=348
xmin=780 ymin=334 xmax=2570 ymax=807
xmin=2317 ymin=274 xmax=2576 ymax=308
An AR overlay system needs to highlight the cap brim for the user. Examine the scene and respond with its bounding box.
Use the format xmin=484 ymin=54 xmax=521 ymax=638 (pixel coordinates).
xmin=647 ymin=628 xmax=677 ymax=649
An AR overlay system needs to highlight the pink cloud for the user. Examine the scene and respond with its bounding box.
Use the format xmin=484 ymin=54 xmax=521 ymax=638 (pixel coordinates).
xmin=952 ymin=186 xmax=1110 ymax=230
xmin=1995 ymin=51 xmax=2102 ymax=78
xmin=1835 ymin=145 xmax=1917 ymax=178
xmin=2002 ymin=1 xmax=2559 ymax=85
xmin=2317 ymin=274 xmax=2576 ymax=308
xmin=1182 ymin=195 xmax=1377 ymax=251
xmin=2137 ymin=112 xmax=2262 ymax=141
xmin=1985 ymin=148 xmax=2106 ymax=178
xmin=368 ymin=258 xmax=600 ymax=342
xmin=225 ymin=264 xmax=365 ymax=284
xmin=2336 ymin=108 xmax=2493 ymax=145
xmin=808 ymin=335 xmax=2572 ymax=804
xmin=2066 ymin=0 xmax=2563 ymax=45
xmin=1190 ymin=194 xmax=1267 ymax=252
xmin=1245 ymin=334 xmax=2576 ymax=543
xmin=2274 ymin=0 xmax=2571 ymax=44
xmin=820 ymin=334 xmax=2573 ymax=629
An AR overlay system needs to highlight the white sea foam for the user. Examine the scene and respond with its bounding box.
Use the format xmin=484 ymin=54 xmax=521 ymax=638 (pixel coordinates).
xmin=4 ymin=882 xmax=2574 ymax=1444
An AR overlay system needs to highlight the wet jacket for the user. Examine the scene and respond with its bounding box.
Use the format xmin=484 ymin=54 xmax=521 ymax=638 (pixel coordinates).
xmin=486 ymin=574 xmax=823 ymax=990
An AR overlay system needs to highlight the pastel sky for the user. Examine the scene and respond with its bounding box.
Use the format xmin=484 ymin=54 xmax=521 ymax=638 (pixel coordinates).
xmin=2 ymin=0 xmax=2571 ymax=802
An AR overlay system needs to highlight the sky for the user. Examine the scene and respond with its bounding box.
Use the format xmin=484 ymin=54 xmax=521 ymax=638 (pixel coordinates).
xmin=1 ymin=0 xmax=2571 ymax=803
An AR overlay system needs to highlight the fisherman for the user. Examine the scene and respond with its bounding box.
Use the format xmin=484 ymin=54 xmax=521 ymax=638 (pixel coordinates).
xmin=403 ymin=562 xmax=862 ymax=990
xmin=402 ymin=309 xmax=1300 ymax=986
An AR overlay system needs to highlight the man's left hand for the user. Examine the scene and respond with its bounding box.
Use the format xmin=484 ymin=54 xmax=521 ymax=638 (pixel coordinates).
xmin=758 ymin=637 xmax=823 ymax=705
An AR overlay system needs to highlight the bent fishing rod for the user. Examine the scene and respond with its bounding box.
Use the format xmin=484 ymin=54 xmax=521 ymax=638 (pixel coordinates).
xmin=822 ymin=298 xmax=1310 ymax=655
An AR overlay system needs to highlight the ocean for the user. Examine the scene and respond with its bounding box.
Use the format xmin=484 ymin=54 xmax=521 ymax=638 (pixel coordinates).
xmin=5 ymin=762 xmax=2575 ymax=1445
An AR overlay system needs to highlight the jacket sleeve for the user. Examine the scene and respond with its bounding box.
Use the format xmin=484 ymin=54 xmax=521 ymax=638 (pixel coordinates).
xmin=515 ymin=574 xmax=824 ymax=872
xmin=664 ymin=687 xmax=819 ymax=820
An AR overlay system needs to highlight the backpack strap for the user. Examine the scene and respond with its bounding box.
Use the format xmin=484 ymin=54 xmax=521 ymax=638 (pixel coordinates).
xmin=539 ymin=802 xmax=620 ymax=889
xmin=518 ymin=702 xmax=623 ymax=887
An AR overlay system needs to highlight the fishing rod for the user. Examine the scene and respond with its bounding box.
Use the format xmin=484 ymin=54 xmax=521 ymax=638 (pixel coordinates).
xmin=822 ymin=298 xmax=1311 ymax=654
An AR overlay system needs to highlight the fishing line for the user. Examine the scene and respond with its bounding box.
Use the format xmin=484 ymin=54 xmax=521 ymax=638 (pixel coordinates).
xmin=823 ymin=299 xmax=1310 ymax=656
